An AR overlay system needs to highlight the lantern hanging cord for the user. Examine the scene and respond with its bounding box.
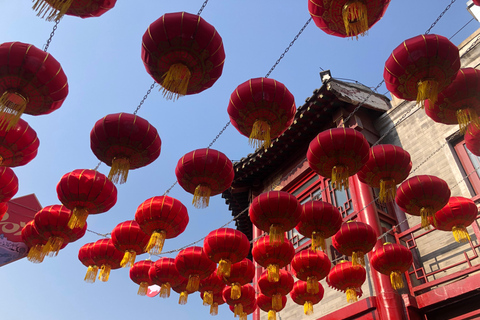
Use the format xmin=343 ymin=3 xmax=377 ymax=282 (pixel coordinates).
xmin=86 ymin=229 xmax=110 ymax=238
xmin=449 ymin=17 xmax=474 ymax=41
xmin=43 ymin=19 xmax=60 ymax=52
xmin=424 ymin=0 xmax=456 ymax=35
xmin=133 ymin=82 xmax=156 ymax=115
xmin=197 ymin=0 xmax=210 ymax=16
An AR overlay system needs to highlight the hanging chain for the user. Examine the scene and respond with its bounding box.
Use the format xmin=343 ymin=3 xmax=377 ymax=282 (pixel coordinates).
xmin=43 ymin=19 xmax=60 ymax=52
xmin=342 ymin=80 xmax=385 ymax=125
xmin=92 ymin=161 xmax=102 ymax=171
xmin=197 ymin=0 xmax=210 ymax=16
xmin=425 ymin=0 xmax=456 ymax=35
xmin=207 ymin=121 xmax=231 ymax=149
xmin=133 ymin=82 xmax=156 ymax=115
xmin=163 ymin=181 xmax=178 ymax=196
xmin=87 ymin=229 xmax=110 ymax=238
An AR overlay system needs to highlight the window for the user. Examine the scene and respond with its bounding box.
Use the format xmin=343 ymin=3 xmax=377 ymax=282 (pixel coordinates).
xmin=453 ymin=138 xmax=480 ymax=196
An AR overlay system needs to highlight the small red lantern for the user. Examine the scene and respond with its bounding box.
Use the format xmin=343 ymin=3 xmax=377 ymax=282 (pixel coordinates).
xmin=223 ymin=284 xmax=256 ymax=319
xmin=135 ymin=195 xmax=189 ymax=255
xmin=290 ymin=280 xmax=324 ymax=315
xmin=229 ymin=300 xmax=257 ymax=320
xmin=111 ymin=220 xmax=150 ymax=268
xmin=223 ymin=258 xmax=255 ymax=301
xmin=89 ymin=238 xmax=125 ymax=282
xmin=396 ymin=175 xmax=451 ymax=229
xmin=296 ymin=200 xmax=342 ymax=251
xmin=370 ymin=242 xmax=413 ymax=290
xmin=21 ymin=220 xmax=48 ymax=263
xmin=257 ymin=293 xmax=287 ymax=320
xmin=0 ymin=118 xmax=39 ymax=167
xmin=90 ymin=113 xmax=162 ymax=184
xmin=0 ymin=202 xmax=7 ymax=221
xmin=0 ymin=167 xmax=18 ymax=202
xmin=307 ymin=128 xmax=370 ymax=190
xmin=203 ymin=228 xmax=250 ymax=278
xmin=258 ymin=270 xmax=294 ymax=311
xmin=78 ymin=242 xmax=98 ymax=283
xmin=57 ymin=169 xmax=117 ymax=229
xmin=200 ymin=291 xmax=225 ymax=316
xmin=252 ymin=236 xmax=295 ymax=282
xmin=308 ymin=0 xmax=390 ymax=39
xmin=327 ymin=260 xmax=366 ymax=303
xmin=141 ymin=12 xmax=225 ymax=100
xmin=291 ymin=249 xmax=331 ymax=294
xmin=33 ymin=0 xmax=117 ymax=21
xmin=384 ymin=34 xmax=460 ymax=107
xmin=357 ymin=144 xmax=412 ymax=203
xmin=475 ymin=0 xmax=480 ymax=5
xmin=175 ymin=246 xmax=216 ymax=292
xmin=148 ymin=257 xmax=184 ymax=298
xmin=130 ymin=260 xmax=154 ymax=296
xmin=227 ymin=77 xmax=296 ymax=149
xmin=199 ymin=269 xmax=226 ymax=306
xmin=465 ymin=122 xmax=480 ymax=156
xmin=172 ymin=277 xmax=196 ymax=305
xmin=249 ymin=191 xmax=301 ymax=246
xmin=332 ymin=221 xmax=376 ymax=266
xmin=432 ymin=197 xmax=478 ymax=243
xmin=175 ymin=148 xmax=234 ymax=208
xmin=0 ymin=42 xmax=68 ymax=130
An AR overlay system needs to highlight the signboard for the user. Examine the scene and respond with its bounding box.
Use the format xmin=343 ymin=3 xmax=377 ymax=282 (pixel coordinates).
xmin=0 ymin=194 xmax=42 ymax=267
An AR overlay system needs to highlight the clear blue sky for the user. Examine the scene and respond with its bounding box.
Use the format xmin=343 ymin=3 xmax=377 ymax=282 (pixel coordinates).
xmin=0 ymin=1 xmax=478 ymax=319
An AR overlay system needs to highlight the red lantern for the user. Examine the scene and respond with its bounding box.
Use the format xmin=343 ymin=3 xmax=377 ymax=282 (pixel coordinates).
xmin=175 ymin=148 xmax=234 ymax=208
xmin=327 ymin=260 xmax=366 ymax=303
xmin=33 ymin=0 xmax=117 ymax=21
xmin=229 ymin=300 xmax=257 ymax=320
xmin=199 ymin=269 xmax=226 ymax=306
xmin=425 ymin=68 xmax=480 ymax=133
xmin=357 ymin=144 xmax=412 ymax=203
xmin=370 ymin=242 xmax=413 ymax=290
xmin=0 ymin=118 xmax=39 ymax=167
xmin=90 ymin=113 xmax=162 ymax=184
xmin=175 ymin=246 xmax=216 ymax=292
xmin=465 ymin=122 xmax=480 ymax=156
xmin=475 ymin=0 xmax=480 ymax=5
xmin=296 ymin=200 xmax=342 ymax=251
xmin=290 ymin=280 xmax=324 ymax=315
xmin=291 ymin=249 xmax=331 ymax=294
xmin=257 ymin=293 xmax=287 ymax=320
xmin=249 ymin=191 xmax=301 ymax=246
xmin=227 ymin=77 xmax=296 ymax=149
xmin=432 ymin=197 xmax=478 ymax=243
xmin=252 ymin=236 xmax=295 ymax=282
xmin=0 ymin=42 xmax=68 ymax=130
xmin=149 ymin=257 xmax=184 ymax=298
xmin=0 ymin=202 xmax=7 ymax=221
xmin=0 ymin=167 xmax=18 ymax=202
xmin=384 ymin=34 xmax=460 ymax=107
xmin=78 ymin=242 xmax=98 ymax=283
xmin=130 ymin=260 xmax=154 ymax=296
xmin=34 ymin=204 xmax=86 ymax=257
xmin=258 ymin=270 xmax=294 ymax=311
xmin=89 ymin=238 xmax=125 ymax=282
xmin=56 ymin=169 xmax=117 ymax=229
xmin=141 ymin=12 xmax=225 ymax=100
xmin=200 ymin=291 xmax=225 ymax=316
xmin=203 ymin=228 xmax=250 ymax=278
xmin=332 ymin=221 xmax=376 ymax=266
xmin=307 ymin=128 xmax=370 ymax=190
xmin=223 ymin=258 xmax=255 ymax=301
xmin=308 ymin=0 xmax=390 ymax=39
xmin=223 ymin=284 xmax=256 ymax=319
xmin=396 ymin=175 xmax=451 ymax=229
xmin=21 ymin=220 xmax=48 ymax=263
xmin=111 ymin=220 xmax=150 ymax=268
xmin=135 ymin=195 xmax=189 ymax=254
xmin=172 ymin=277 xmax=196 ymax=305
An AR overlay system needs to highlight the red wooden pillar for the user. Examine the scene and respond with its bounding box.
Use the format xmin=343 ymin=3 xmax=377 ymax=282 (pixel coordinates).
xmin=350 ymin=175 xmax=406 ymax=320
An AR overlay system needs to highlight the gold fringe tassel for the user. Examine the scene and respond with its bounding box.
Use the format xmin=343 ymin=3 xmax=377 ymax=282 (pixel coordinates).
xmin=145 ymin=230 xmax=167 ymax=255
xmin=234 ymin=304 xmax=244 ymax=318
xmin=249 ymin=119 xmax=271 ymax=150
xmin=137 ymin=282 xmax=149 ymax=296
xmin=0 ymin=90 xmax=28 ymax=131
xmin=84 ymin=265 xmax=99 ymax=283
xmin=32 ymin=0 xmax=74 ymax=21
xmin=311 ymin=231 xmax=325 ymax=251
xmin=231 ymin=283 xmax=242 ymax=300
xmin=43 ymin=236 xmax=64 ymax=257
xmin=456 ymin=108 xmax=480 ymax=134
xmin=307 ymin=276 xmax=319 ymax=294
xmin=379 ymin=179 xmax=397 ymax=203
xmin=352 ymin=251 xmax=365 ymax=267
xmin=390 ymin=271 xmax=405 ymax=290
xmin=187 ymin=274 xmax=200 ymax=292
xmin=452 ymin=225 xmax=471 ymax=243
xmin=108 ymin=157 xmax=130 ymax=184
xmin=304 ymin=301 xmax=314 ymax=316
xmin=267 ymin=264 xmax=280 ymax=282
xmin=179 ymin=291 xmax=189 ymax=305
xmin=217 ymin=259 xmax=232 ymax=278
xmin=161 ymin=63 xmax=191 ymax=101
xmin=417 ymin=79 xmax=440 ymax=108
xmin=239 ymin=313 xmax=247 ymax=320
xmin=120 ymin=250 xmax=137 ymax=268
xmin=272 ymin=293 xmax=282 ymax=310
xmin=269 ymin=224 xmax=283 ymax=247
xmin=332 ymin=165 xmax=349 ymax=190
xmin=268 ymin=310 xmax=277 ymax=320
xmin=210 ymin=302 xmax=219 ymax=316
xmin=192 ymin=184 xmax=211 ymax=209
xmin=203 ymin=291 xmax=214 ymax=306
xmin=342 ymin=0 xmax=369 ymax=39
xmin=27 ymin=244 xmax=46 ymax=263
xmin=68 ymin=207 xmax=89 ymax=229
xmin=98 ymin=264 xmax=112 ymax=282
xmin=160 ymin=283 xmax=171 ymax=298
xmin=420 ymin=206 xmax=434 ymax=230
xmin=346 ymin=287 xmax=358 ymax=303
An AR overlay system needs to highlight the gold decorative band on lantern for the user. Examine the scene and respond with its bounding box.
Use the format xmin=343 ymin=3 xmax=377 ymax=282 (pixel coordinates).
xmin=178 ymin=291 xmax=189 ymax=305
xmin=249 ymin=119 xmax=271 ymax=150
xmin=32 ymin=0 xmax=74 ymax=21
xmin=311 ymin=231 xmax=325 ymax=251
xmin=267 ymin=264 xmax=280 ymax=282
xmin=390 ymin=271 xmax=405 ymax=290
xmin=68 ymin=207 xmax=89 ymax=229
xmin=98 ymin=264 xmax=112 ymax=282
xmin=84 ymin=265 xmax=99 ymax=283
xmin=145 ymin=230 xmax=167 ymax=255
xmin=186 ymin=274 xmax=200 ymax=292
xmin=138 ymin=281 xmax=149 ymax=296
xmin=160 ymin=282 xmax=171 ymax=298
xmin=161 ymin=63 xmax=191 ymax=101
xmin=452 ymin=225 xmax=471 ymax=243
xmin=417 ymin=78 xmax=439 ymax=108
xmin=456 ymin=108 xmax=480 ymax=134
xmin=379 ymin=179 xmax=397 ymax=203
xmin=0 ymin=90 xmax=28 ymax=131
xmin=342 ymin=0 xmax=368 ymax=39
xmin=120 ymin=250 xmax=137 ymax=268
xmin=192 ymin=184 xmax=212 ymax=209
xmin=332 ymin=165 xmax=349 ymax=190
xmin=108 ymin=157 xmax=130 ymax=184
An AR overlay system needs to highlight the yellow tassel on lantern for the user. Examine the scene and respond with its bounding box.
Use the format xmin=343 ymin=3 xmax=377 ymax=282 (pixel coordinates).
xmin=179 ymin=291 xmax=189 ymax=305
xmin=32 ymin=0 xmax=74 ymax=21
xmin=108 ymin=157 xmax=130 ymax=184
xmin=27 ymin=244 xmax=46 ymax=263
xmin=272 ymin=293 xmax=282 ymax=310
xmin=234 ymin=304 xmax=244 ymax=318
xmin=192 ymin=184 xmax=211 ymax=209
xmin=352 ymin=251 xmax=365 ymax=267
xmin=161 ymin=63 xmax=191 ymax=101
xmin=390 ymin=271 xmax=405 ymax=290
xmin=239 ymin=313 xmax=248 ymax=320
xmin=68 ymin=207 xmax=89 ymax=229
xmin=304 ymin=301 xmax=314 ymax=315
xmin=43 ymin=236 xmax=64 ymax=257
xmin=342 ymin=0 xmax=368 ymax=39
xmin=307 ymin=276 xmax=319 ymax=294
xmin=98 ymin=264 xmax=112 ymax=282
xmin=267 ymin=264 xmax=280 ymax=282
xmin=217 ymin=259 xmax=232 ymax=278
xmin=456 ymin=108 xmax=480 ymax=134
xmin=379 ymin=179 xmax=397 ymax=203
xmin=249 ymin=119 xmax=271 ymax=150
xmin=311 ymin=231 xmax=325 ymax=251
xmin=332 ymin=165 xmax=349 ymax=190
xmin=268 ymin=310 xmax=277 ymax=320
xmin=419 ymin=206 xmax=434 ymax=230
xmin=145 ymin=230 xmax=167 ymax=255
xmin=120 ymin=250 xmax=137 ymax=268
xmin=452 ymin=225 xmax=471 ymax=243
xmin=0 ymin=91 xmax=28 ymax=131
xmin=417 ymin=79 xmax=440 ymax=108
xmin=346 ymin=287 xmax=359 ymax=303
xmin=210 ymin=302 xmax=219 ymax=316
xmin=137 ymin=282 xmax=149 ymax=296
xmin=160 ymin=283 xmax=171 ymax=298
xmin=187 ymin=274 xmax=200 ymax=292
xmin=84 ymin=265 xmax=99 ymax=283
xmin=269 ymin=224 xmax=283 ymax=247
xmin=203 ymin=291 xmax=214 ymax=306
xmin=231 ymin=282 xmax=242 ymax=300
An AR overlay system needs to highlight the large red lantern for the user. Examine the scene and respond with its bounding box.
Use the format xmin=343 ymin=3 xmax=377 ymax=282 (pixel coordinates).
xmin=396 ymin=175 xmax=451 ymax=229
xmin=135 ymin=195 xmax=189 ymax=255
xmin=172 ymin=277 xmax=196 ymax=305
xmin=432 ymin=197 xmax=478 ymax=243
xmin=21 ymin=220 xmax=48 ymax=263
xmin=78 ymin=242 xmax=98 ymax=283
xmin=111 ymin=220 xmax=150 ymax=268
xmin=370 ymin=243 xmax=413 ymax=290
xmin=199 ymin=269 xmax=226 ymax=306
xmin=0 ymin=167 xmax=18 ymax=202
xmin=327 ymin=260 xmax=366 ymax=303
xmin=33 ymin=0 xmax=117 ymax=21
xmin=141 ymin=12 xmax=225 ymax=100
xmin=200 ymin=291 xmax=225 ymax=316
xmin=258 ymin=270 xmax=294 ymax=310
xmin=249 ymin=191 xmax=301 ymax=246
xmin=257 ymin=293 xmax=287 ymax=320
xmin=291 ymin=249 xmax=331 ymax=294
xmin=175 ymin=148 xmax=234 ymax=208
xmin=332 ymin=221 xmax=376 ymax=266
xmin=296 ymin=200 xmax=342 ymax=251
xmin=90 ymin=113 xmax=161 ymax=184
xmin=290 ymin=280 xmax=324 ymax=315
xmin=308 ymin=0 xmax=390 ymax=39
xmin=227 ymin=77 xmax=296 ymax=149
xmin=465 ymin=122 xmax=480 ymax=156
xmin=223 ymin=258 xmax=255 ymax=301
xmin=0 ymin=202 xmax=7 ymax=221
xmin=0 ymin=118 xmax=39 ymax=167
xmin=223 ymin=284 xmax=256 ymax=318
xmin=203 ymin=228 xmax=250 ymax=278
xmin=475 ymin=0 xmax=480 ymax=5
xmin=56 ymin=169 xmax=117 ymax=229
xmin=357 ymin=144 xmax=412 ymax=203
xmin=252 ymin=236 xmax=295 ymax=282
xmin=89 ymin=238 xmax=125 ymax=282
xmin=307 ymin=128 xmax=370 ymax=190
xmin=148 ymin=257 xmax=184 ymax=298
xmin=229 ymin=300 xmax=257 ymax=320
xmin=175 ymin=246 xmax=216 ymax=292
xmin=384 ymin=34 xmax=460 ymax=107
xmin=130 ymin=260 xmax=154 ymax=296
xmin=0 ymin=42 xmax=68 ymax=130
